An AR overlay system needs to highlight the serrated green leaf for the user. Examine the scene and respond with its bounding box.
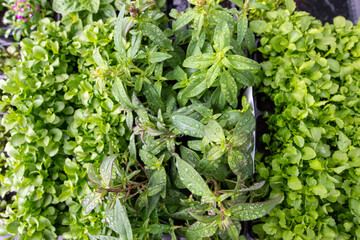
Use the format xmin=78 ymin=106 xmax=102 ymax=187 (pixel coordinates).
xmin=176 ymin=155 xmax=213 ymax=197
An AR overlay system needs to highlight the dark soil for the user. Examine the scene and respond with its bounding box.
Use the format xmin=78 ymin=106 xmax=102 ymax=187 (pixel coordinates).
xmin=295 ymin=0 xmax=350 ymax=23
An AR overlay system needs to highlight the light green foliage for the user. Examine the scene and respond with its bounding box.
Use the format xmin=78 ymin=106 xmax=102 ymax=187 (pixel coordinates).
xmin=0 ymin=0 xmax=278 ymax=239
xmin=252 ymin=1 xmax=360 ymax=239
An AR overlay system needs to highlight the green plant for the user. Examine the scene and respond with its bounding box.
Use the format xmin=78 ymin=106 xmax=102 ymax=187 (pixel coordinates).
xmin=2 ymin=0 xmax=54 ymax=41
xmin=0 ymin=0 xmax=282 ymax=239
xmin=52 ymin=0 xmax=119 ymax=25
xmin=251 ymin=1 xmax=360 ymax=239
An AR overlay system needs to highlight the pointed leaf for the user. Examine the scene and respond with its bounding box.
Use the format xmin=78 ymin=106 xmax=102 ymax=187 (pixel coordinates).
xmin=82 ymin=192 xmax=102 ymax=214
xmin=112 ymin=78 xmax=135 ymax=110
xmin=237 ymin=14 xmax=248 ymax=45
xmin=100 ymin=154 xmax=120 ymax=187
xmin=185 ymin=221 xmax=218 ymax=239
xmin=228 ymin=150 xmax=247 ymax=175
xmin=205 ymin=62 xmax=221 ymax=87
xmin=176 ymin=156 xmax=213 ymax=197
xmin=172 ymin=115 xmax=204 ymax=138
xmin=114 ymin=6 xmax=127 ymax=56
xmin=214 ymin=20 xmax=230 ymax=50
xmin=189 ymin=212 xmax=221 ymax=223
xmin=204 ymin=119 xmax=225 ymax=143
xmin=173 ymin=10 xmax=196 ymax=32
xmin=93 ymin=47 xmax=108 ymax=70
xmin=220 ymin=71 xmax=238 ymax=108
xmin=207 ymin=145 xmax=226 ymax=161
xmin=224 ymin=55 xmax=260 ymax=70
xmin=142 ymin=22 xmax=173 ymax=50
xmin=183 ymin=53 xmax=217 ymax=69
xmin=181 ymin=72 xmax=207 ymax=99
xmin=148 ymin=52 xmax=173 ymax=63
xmin=227 ymin=195 xmax=283 ymax=221
xmin=106 ymin=199 xmax=133 ymax=240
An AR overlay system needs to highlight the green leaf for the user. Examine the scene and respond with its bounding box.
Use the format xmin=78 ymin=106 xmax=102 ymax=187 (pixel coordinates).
xmin=250 ymin=20 xmax=266 ymax=34
xmin=172 ymin=115 xmax=204 ymax=138
xmin=88 ymin=235 xmax=120 ymax=240
xmin=139 ymin=149 xmax=161 ymax=168
xmin=112 ymin=78 xmax=135 ymax=110
xmin=180 ymin=146 xmax=200 ymax=168
xmin=93 ymin=47 xmax=108 ymax=70
xmin=237 ymin=14 xmax=248 ymax=44
xmin=32 ymin=46 xmax=47 ymax=60
xmin=114 ymin=6 xmax=127 ymax=56
xmin=82 ymin=192 xmax=102 ymax=214
xmin=183 ymin=53 xmax=217 ymax=69
xmin=6 ymin=221 xmax=19 ymax=234
xmin=220 ymin=71 xmax=238 ymax=108
xmin=302 ymin=147 xmax=316 ymax=160
xmin=285 ymin=0 xmax=296 ymax=13
xmin=106 ymin=199 xmax=133 ymax=240
xmin=214 ymin=20 xmax=230 ymax=50
xmin=100 ymin=154 xmax=120 ymax=187
xmin=176 ymin=155 xmax=213 ymax=197
xmin=181 ymin=72 xmax=207 ymax=99
xmin=10 ymin=133 xmax=25 ymax=147
xmin=206 ymin=145 xmax=226 ymax=161
xmin=338 ymin=131 xmax=351 ymax=152
xmin=205 ymin=62 xmax=221 ymax=88
xmin=225 ymin=55 xmax=260 ymax=70
xmin=185 ymin=221 xmax=218 ymax=239
xmin=204 ymin=119 xmax=225 ymax=143
xmin=52 ymin=0 xmax=84 ymax=14
xmin=79 ymin=0 xmax=99 ymax=13
xmin=227 ymin=195 xmax=283 ymax=221
xmin=142 ymin=22 xmax=173 ymax=50
xmin=228 ymin=150 xmax=247 ymax=175
xmin=226 ymin=219 xmax=240 ymax=240
xmin=148 ymin=52 xmax=172 ymax=63
xmin=288 ymin=176 xmax=302 ymax=190
xmin=234 ymin=110 xmax=255 ymax=134
xmin=64 ymin=158 xmax=79 ymax=176
xmin=293 ymin=136 xmax=304 ymax=148
xmin=173 ymin=10 xmax=196 ymax=32
xmin=188 ymin=212 xmax=221 ymax=223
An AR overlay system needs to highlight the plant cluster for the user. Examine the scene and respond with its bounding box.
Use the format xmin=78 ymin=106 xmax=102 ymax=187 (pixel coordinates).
xmin=2 ymin=0 xmax=54 ymax=41
xmin=251 ymin=2 xmax=360 ymax=239
xmin=0 ymin=0 xmax=283 ymax=239
xmin=52 ymin=0 xmax=120 ymax=25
